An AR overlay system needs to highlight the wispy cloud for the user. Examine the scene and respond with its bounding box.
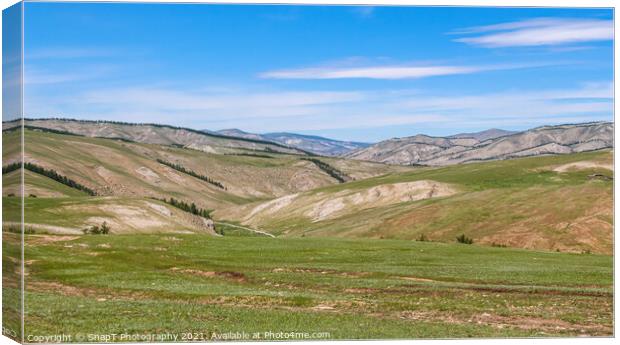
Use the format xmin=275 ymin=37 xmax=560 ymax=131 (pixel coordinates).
xmin=24 ymin=65 xmax=117 ymax=85
xmin=260 ymin=62 xmax=544 ymax=80
xmin=25 ymin=81 xmax=612 ymax=138
xmin=453 ymin=18 xmax=613 ymax=48
xmin=396 ymin=82 xmax=613 ymax=127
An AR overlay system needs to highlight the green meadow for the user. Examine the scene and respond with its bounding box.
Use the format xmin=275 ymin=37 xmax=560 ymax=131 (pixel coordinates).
xmin=3 ymin=233 xmax=611 ymax=340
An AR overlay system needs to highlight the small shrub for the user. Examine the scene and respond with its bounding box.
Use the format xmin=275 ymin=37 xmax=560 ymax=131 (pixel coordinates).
xmin=100 ymin=221 xmax=110 ymax=234
xmin=456 ymin=234 xmax=474 ymax=244
xmin=4 ymin=224 xmax=35 ymax=234
xmin=491 ymin=242 xmax=507 ymax=248
xmin=83 ymin=222 xmax=110 ymax=235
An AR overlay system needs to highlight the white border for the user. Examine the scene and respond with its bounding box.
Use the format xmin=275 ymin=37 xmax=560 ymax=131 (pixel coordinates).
xmin=0 ymin=1 xmax=616 ymax=345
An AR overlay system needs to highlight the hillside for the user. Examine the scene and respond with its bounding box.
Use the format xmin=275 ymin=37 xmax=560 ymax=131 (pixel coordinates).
xmin=346 ymin=122 xmax=613 ymax=166
xmin=217 ymin=150 xmax=613 ymax=254
xmin=5 ymin=118 xmax=307 ymax=155
xmin=3 ymin=196 xmax=217 ymax=235
xmin=2 ymin=127 xmax=409 ymax=235
xmin=2 ymin=122 xmax=613 ymax=253
xmin=215 ymin=128 xmax=370 ymax=156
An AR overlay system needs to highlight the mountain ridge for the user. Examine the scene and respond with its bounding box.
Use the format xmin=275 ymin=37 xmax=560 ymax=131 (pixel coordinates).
xmin=346 ymin=121 xmax=613 ymax=166
xmin=448 ymin=128 xmax=517 ymax=141
xmin=4 ymin=118 xmax=311 ymax=156
xmin=213 ymin=128 xmax=371 ymax=156
xmin=4 ymin=118 xmax=613 ymax=166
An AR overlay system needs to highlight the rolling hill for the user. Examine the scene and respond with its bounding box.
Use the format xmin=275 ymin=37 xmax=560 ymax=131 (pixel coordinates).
xmin=2 ymin=120 xmax=613 ymax=253
xmin=2 ymin=127 xmax=409 ymax=236
xmin=346 ymin=122 xmax=613 ymax=166
xmin=217 ymin=149 xmax=613 ymax=254
xmin=4 ymin=118 xmax=308 ymax=155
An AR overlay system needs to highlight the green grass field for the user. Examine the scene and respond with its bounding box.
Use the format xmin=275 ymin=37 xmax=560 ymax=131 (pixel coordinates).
xmin=4 ymin=232 xmax=611 ymax=340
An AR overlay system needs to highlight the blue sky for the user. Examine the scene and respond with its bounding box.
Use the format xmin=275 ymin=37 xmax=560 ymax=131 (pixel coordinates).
xmin=21 ymin=2 xmax=613 ymax=142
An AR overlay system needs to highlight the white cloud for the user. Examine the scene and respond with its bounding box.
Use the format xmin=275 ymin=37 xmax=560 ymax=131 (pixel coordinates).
xmin=453 ymin=18 xmax=613 ymax=48
xmin=261 ymin=65 xmax=480 ymax=80
xmin=259 ymin=62 xmax=547 ymax=80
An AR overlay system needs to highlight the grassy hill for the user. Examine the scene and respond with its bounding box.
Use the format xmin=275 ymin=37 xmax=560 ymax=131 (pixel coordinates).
xmin=2 ymin=197 xmax=217 ymax=235
xmin=3 ymin=170 xmax=89 ymax=198
xmin=3 ymin=129 xmax=407 ymax=206
xmin=218 ymin=150 xmax=613 ymax=254
xmin=2 ymin=129 xmax=613 ymax=253
xmin=2 ymin=128 xmax=409 ymax=236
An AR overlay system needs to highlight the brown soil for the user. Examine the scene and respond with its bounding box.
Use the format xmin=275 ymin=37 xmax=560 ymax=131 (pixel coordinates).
xmin=170 ymin=268 xmax=247 ymax=282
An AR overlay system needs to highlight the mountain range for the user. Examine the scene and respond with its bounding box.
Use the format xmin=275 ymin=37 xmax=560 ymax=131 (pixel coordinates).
xmin=7 ymin=118 xmax=307 ymax=155
xmin=2 ymin=117 xmax=613 ymax=253
xmin=346 ymin=122 xmax=613 ymax=166
xmin=212 ymin=128 xmax=370 ymax=156
xmin=10 ymin=119 xmax=613 ymax=167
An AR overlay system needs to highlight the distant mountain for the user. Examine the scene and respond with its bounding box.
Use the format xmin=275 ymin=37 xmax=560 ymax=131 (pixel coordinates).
xmin=449 ymin=128 xmax=517 ymax=142
xmin=212 ymin=129 xmax=371 ymax=156
xmin=346 ymin=122 xmax=613 ymax=166
xmin=216 ymin=128 xmax=264 ymax=141
xmin=9 ymin=119 xmax=308 ymax=155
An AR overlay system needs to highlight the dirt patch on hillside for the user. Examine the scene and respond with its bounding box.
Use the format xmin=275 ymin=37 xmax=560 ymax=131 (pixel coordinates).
xmin=398 ymin=310 xmax=611 ymax=335
xmin=23 ymin=186 xmax=68 ymax=198
xmin=170 ymin=268 xmax=247 ymax=282
xmin=8 ymin=222 xmax=83 ymax=236
xmin=135 ymin=167 xmax=161 ymax=183
xmin=27 ymin=235 xmax=80 ymax=245
xmin=307 ymin=180 xmax=456 ymax=221
xmin=398 ymin=276 xmax=436 ymax=283
xmin=145 ymin=202 xmax=173 ymax=217
xmin=247 ymin=193 xmax=299 ymax=219
xmin=95 ymin=165 xmax=116 ymax=183
xmin=162 ymin=169 xmax=186 ymax=185
xmin=553 ymin=161 xmax=613 ymax=173
xmin=288 ymin=167 xmax=331 ymax=191
xmin=28 ymin=281 xmax=96 ymax=297
xmin=98 ymin=204 xmax=169 ymax=230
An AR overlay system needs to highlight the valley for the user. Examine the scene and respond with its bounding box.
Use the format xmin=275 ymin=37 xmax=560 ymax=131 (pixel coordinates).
xmin=2 ymin=122 xmax=613 ymax=253
xmin=1 ymin=119 xmax=614 ymax=339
